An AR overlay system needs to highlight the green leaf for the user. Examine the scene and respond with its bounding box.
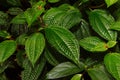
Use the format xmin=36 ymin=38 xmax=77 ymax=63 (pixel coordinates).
xmin=22 ymin=57 xmax=46 ymax=80
xmin=104 ymin=53 xmax=120 ymax=80
xmin=105 ymin=0 xmax=118 ymax=7
xmin=43 ymin=4 xmax=82 ymax=29
xmin=8 ymin=7 xmax=23 ymax=15
xmin=0 ymin=40 xmax=16 ymax=63
xmin=110 ymin=21 xmax=120 ymax=31
xmin=48 ymin=0 xmax=60 ymax=3
xmin=44 ymin=49 xmax=59 ymax=66
xmin=0 ymin=31 xmax=11 ymax=39
xmin=45 ymin=27 xmax=80 ymax=64
xmin=25 ymin=33 xmax=45 ymax=65
xmin=24 ymin=1 xmax=46 ymax=27
xmin=7 ymin=0 xmax=21 ymax=6
xmin=79 ymin=36 xmax=108 ymax=52
xmin=87 ymin=64 xmax=111 ymax=80
xmin=71 ymin=74 xmax=82 ymax=80
xmin=89 ymin=9 xmax=117 ymax=41
xmin=16 ymin=34 xmax=28 ymax=45
xmin=107 ymin=41 xmax=117 ymax=48
xmin=11 ymin=13 xmax=26 ymax=24
xmin=46 ymin=62 xmax=83 ymax=79
xmin=0 ymin=11 xmax=8 ymax=25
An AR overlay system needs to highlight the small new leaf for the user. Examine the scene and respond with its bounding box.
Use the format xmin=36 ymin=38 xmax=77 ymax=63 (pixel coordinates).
xmin=105 ymin=0 xmax=118 ymax=7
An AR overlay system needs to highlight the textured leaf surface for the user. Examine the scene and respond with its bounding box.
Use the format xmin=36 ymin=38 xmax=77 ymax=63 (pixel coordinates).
xmin=45 ymin=27 xmax=80 ymax=64
xmin=89 ymin=9 xmax=117 ymax=41
xmin=44 ymin=49 xmax=59 ymax=66
xmin=46 ymin=62 xmax=83 ymax=79
xmin=105 ymin=0 xmax=118 ymax=7
xmin=16 ymin=34 xmax=28 ymax=45
xmin=71 ymin=74 xmax=82 ymax=80
xmin=25 ymin=1 xmax=46 ymax=27
xmin=8 ymin=7 xmax=23 ymax=15
xmin=22 ymin=57 xmax=46 ymax=80
xmin=25 ymin=33 xmax=45 ymax=65
xmin=104 ymin=53 xmax=120 ymax=80
xmin=43 ymin=4 xmax=82 ymax=29
xmin=79 ymin=37 xmax=108 ymax=52
xmin=88 ymin=64 xmax=111 ymax=80
xmin=0 ymin=40 xmax=16 ymax=63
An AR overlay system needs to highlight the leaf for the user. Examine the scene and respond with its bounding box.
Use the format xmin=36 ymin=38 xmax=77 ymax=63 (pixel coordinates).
xmin=43 ymin=4 xmax=82 ymax=29
xmin=110 ymin=21 xmax=120 ymax=31
xmin=89 ymin=9 xmax=117 ymax=41
xmin=16 ymin=34 xmax=28 ymax=45
xmin=107 ymin=41 xmax=117 ymax=48
xmin=0 ymin=40 xmax=16 ymax=63
xmin=8 ymin=7 xmax=23 ymax=15
xmin=7 ymin=0 xmax=21 ymax=6
xmin=45 ymin=27 xmax=80 ymax=64
xmin=74 ymin=20 xmax=91 ymax=40
xmin=24 ymin=1 xmax=46 ymax=27
xmin=44 ymin=49 xmax=59 ymax=66
xmin=11 ymin=13 xmax=26 ymax=24
xmin=104 ymin=53 xmax=120 ymax=80
xmin=71 ymin=74 xmax=82 ymax=80
xmin=105 ymin=0 xmax=118 ymax=7
xmin=25 ymin=33 xmax=45 ymax=65
xmin=0 ymin=31 xmax=11 ymax=39
xmin=0 ymin=11 xmax=8 ymax=25
xmin=48 ymin=0 xmax=60 ymax=3
xmin=79 ymin=36 xmax=108 ymax=52
xmin=87 ymin=64 xmax=111 ymax=80
xmin=22 ymin=57 xmax=46 ymax=80
xmin=46 ymin=62 xmax=84 ymax=79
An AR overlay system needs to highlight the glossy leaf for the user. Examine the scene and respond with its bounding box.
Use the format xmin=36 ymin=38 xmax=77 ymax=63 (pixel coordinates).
xmin=44 ymin=49 xmax=59 ymax=66
xmin=11 ymin=13 xmax=26 ymax=24
xmin=0 ymin=40 xmax=16 ymax=63
xmin=43 ymin=4 xmax=82 ymax=29
xmin=104 ymin=53 xmax=120 ymax=80
xmin=71 ymin=74 xmax=82 ymax=80
xmin=22 ymin=57 xmax=46 ymax=80
xmin=25 ymin=33 xmax=45 ymax=65
xmin=110 ymin=21 xmax=120 ymax=31
xmin=88 ymin=64 xmax=111 ymax=80
xmin=89 ymin=9 xmax=117 ymax=41
xmin=24 ymin=1 xmax=46 ymax=27
xmin=46 ymin=62 xmax=84 ymax=79
xmin=105 ymin=0 xmax=118 ymax=7
xmin=107 ymin=41 xmax=117 ymax=48
xmin=48 ymin=0 xmax=59 ymax=3
xmin=79 ymin=36 xmax=108 ymax=52
xmin=45 ymin=27 xmax=80 ymax=64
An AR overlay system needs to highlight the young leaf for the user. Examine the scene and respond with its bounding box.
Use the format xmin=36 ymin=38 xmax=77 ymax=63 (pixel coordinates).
xmin=24 ymin=1 xmax=46 ymax=27
xmin=107 ymin=41 xmax=117 ymax=48
xmin=44 ymin=49 xmax=59 ymax=66
xmin=110 ymin=21 xmax=120 ymax=31
xmin=87 ymin=64 xmax=111 ymax=80
xmin=0 ymin=40 xmax=16 ymax=63
xmin=79 ymin=36 xmax=108 ymax=52
xmin=45 ymin=27 xmax=80 ymax=64
xmin=46 ymin=62 xmax=84 ymax=79
xmin=25 ymin=33 xmax=45 ymax=65
xmin=104 ymin=53 xmax=120 ymax=80
xmin=43 ymin=4 xmax=82 ymax=29
xmin=89 ymin=9 xmax=117 ymax=41
xmin=105 ymin=0 xmax=118 ymax=7
xmin=48 ymin=0 xmax=59 ymax=3
xmin=0 ymin=31 xmax=11 ymax=39
xmin=22 ymin=57 xmax=46 ymax=80
xmin=71 ymin=74 xmax=82 ymax=80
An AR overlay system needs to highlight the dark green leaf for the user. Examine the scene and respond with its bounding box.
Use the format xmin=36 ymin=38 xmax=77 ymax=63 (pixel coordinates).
xmin=89 ymin=9 xmax=117 ymax=41
xmin=44 ymin=49 xmax=59 ymax=66
xmin=7 ymin=0 xmax=21 ymax=6
xmin=104 ymin=53 xmax=120 ymax=80
xmin=16 ymin=34 xmax=28 ymax=45
xmin=25 ymin=33 xmax=45 ymax=65
xmin=8 ymin=7 xmax=23 ymax=15
xmin=43 ymin=4 xmax=82 ymax=29
xmin=0 ymin=31 xmax=11 ymax=39
xmin=48 ymin=0 xmax=60 ymax=3
xmin=0 ymin=40 xmax=16 ymax=63
xmin=87 ymin=64 xmax=111 ymax=80
xmin=45 ymin=27 xmax=80 ymax=64
xmin=0 ymin=11 xmax=8 ymax=25
xmin=79 ymin=36 xmax=108 ymax=52
xmin=46 ymin=62 xmax=84 ymax=79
